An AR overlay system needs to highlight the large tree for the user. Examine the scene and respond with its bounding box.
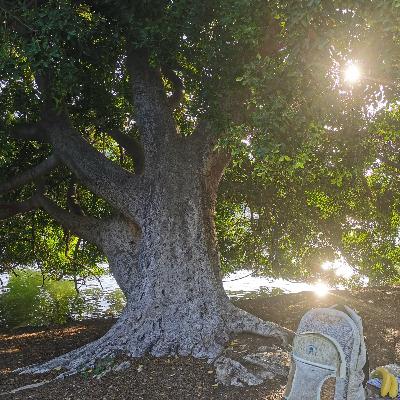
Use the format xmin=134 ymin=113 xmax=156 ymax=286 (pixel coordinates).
xmin=1 ymin=0 xmax=400 ymax=372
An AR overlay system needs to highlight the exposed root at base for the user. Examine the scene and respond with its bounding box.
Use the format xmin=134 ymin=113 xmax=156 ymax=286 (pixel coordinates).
xmin=227 ymin=305 xmax=295 ymax=346
xmin=17 ymin=327 xmax=121 ymax=375
xmin=16 ymin=307 xmax=293 ymax=382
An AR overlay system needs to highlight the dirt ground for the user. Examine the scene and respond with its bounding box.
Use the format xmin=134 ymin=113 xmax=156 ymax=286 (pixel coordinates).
xmin=1 ymin=286 xmax=399 ymax=399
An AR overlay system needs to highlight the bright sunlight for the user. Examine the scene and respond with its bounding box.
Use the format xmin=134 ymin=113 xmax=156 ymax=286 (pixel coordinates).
xmin=313 ymin=281 xmax=330 ymax=297
xmin=344 ymin=62 xmax=361 ymax=84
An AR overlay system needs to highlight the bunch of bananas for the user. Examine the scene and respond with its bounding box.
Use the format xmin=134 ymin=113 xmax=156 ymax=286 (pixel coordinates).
xmin=371 ymin=367 xmax=399 ymax=398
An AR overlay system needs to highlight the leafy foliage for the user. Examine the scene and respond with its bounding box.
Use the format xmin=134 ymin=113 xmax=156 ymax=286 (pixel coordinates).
xmin=0 ymin=269 xmax=126 ymax=328
xmin=1 ymin=0 xmax=400 ymax=287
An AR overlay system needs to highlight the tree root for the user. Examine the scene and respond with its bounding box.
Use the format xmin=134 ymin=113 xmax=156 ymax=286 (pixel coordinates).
xmin=17 ymin=305 xmax=293 ymax=379
xmin=227 ymin=305 xmax=294 ymax=346
xmin=17 ymin=322 xmax=124 ymax=374
xmin=214 ymin=307 xmax=293 ymax=387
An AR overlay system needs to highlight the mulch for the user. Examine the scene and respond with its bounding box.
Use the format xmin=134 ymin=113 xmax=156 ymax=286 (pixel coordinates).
xmin=0 ymin=286 xmax=399 ymax=399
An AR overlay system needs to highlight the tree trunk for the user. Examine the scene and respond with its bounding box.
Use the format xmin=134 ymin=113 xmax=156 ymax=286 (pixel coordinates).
xmin=106 ymin=156 xmax=233 ymax=359
xmin=4 ymin=48 xmax=293 ymax=379
xmin=121 ymin=167 xmax=230 ymax=358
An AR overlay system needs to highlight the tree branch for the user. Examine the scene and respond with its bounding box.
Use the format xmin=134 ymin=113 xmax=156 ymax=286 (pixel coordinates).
xmin=37 ymin=114 xmax=145 ymax=221
xmin=126 ymin=48 xmax=177 ymax=167
xmin=11 ymin=122 xmax=47 ymax=142
xmin=107 ymin=129 xmax=144 ymax=174
xmin=36 ymin=194 xmax=102 ymax=245
xmin=12 ymin=73 xmax=147 ymax=223
xmin=0 ymin=197 xmax=40 ymax=219
xmin=161 ymin=67 xmax=184 ymax=110
xmin=0 ymin=155 xmax=59 ymax=195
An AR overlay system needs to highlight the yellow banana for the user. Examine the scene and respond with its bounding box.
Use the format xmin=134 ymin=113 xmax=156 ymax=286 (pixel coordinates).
xmin=371 ymin=367 xmax=392 ymax=397
xmin=389 ymin=373 xmax=399 ymax=399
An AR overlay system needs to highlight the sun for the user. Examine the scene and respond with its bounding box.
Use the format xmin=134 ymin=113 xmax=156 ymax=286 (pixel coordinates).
xmin=344 ymin=63 xmax=361 ymax=84
xmin=313 ymin=281 xmax=330 ymax=297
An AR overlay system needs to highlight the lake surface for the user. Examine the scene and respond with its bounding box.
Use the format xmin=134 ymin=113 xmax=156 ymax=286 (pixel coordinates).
xmin=1 ymin=269 xmax=328 ymax=299
xmin=223 ymin=270 xmax=326 ymax=298
xmin=0 ymin=269 xmax=351 ymax=324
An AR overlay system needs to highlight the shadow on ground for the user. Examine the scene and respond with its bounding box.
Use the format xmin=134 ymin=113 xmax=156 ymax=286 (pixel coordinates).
xmin=0 ymin=287 xmax=399 ymax=399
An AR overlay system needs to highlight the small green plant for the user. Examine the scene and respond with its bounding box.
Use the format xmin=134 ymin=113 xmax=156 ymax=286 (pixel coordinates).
xmin=81 ymin=356 xmax=115 ymax=379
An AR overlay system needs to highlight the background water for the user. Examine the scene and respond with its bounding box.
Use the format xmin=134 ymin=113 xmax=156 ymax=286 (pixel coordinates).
xmin=222 ymin=270 xmax=323 ymax=298
xmin=0 ymin=264 xmax=360 ymax=328
xmin=1 ymin=269 xmax=327 ymax=299
xmin=0 ymin=269 xmax=349 ymax=327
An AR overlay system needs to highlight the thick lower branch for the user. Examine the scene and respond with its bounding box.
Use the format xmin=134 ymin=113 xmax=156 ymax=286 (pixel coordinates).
xmin=12 ymin=107 xmax=144 ymax=222
xmin=36 ymin=194 xmax=102 ymax=245
xmin=0 ymin=196 xmax=40 ymax=219
xmin=40 ymin=114 xmax=144 ymax=220
xmin=0 ymin=155 xmax=59 ymax=195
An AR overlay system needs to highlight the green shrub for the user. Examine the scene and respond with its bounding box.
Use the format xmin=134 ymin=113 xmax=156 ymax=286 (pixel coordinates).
xmin=0 ymin=269 xmax=126 ymax=329
xmin=0 ymin=270 xmax=43 ymax=328
xmin=0 ymin=270 xmax=80 ymax=328
xmin=33 ymin=279 xmax=79 ymax=325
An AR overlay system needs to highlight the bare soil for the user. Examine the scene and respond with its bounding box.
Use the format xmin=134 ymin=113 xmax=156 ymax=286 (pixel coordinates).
xmin=1 ymin=287 xmax=399 ymax=399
